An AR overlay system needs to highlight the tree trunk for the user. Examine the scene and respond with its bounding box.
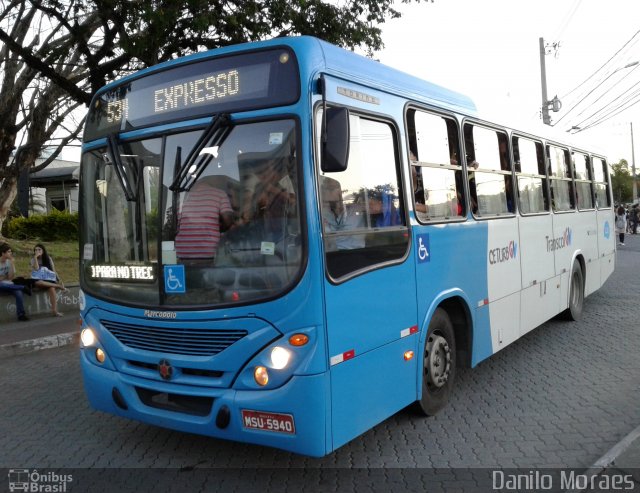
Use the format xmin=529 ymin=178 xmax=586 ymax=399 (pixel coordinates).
xmin=0 ymin=175 xmax=17 ymax=237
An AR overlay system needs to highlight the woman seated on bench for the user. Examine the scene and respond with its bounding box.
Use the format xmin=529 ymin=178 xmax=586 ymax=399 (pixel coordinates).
xmin=30 ymin=243 xmax=66 ymax=317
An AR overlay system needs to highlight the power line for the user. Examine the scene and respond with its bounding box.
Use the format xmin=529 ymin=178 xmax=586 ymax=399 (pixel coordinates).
xmin=559 ymin=28 xmax=640 ymax=101
xmin=569 ymin=65 xmax=640 ymax=124
xmin=574 ymin=90 xmax=640 ymax=132
xmin=553 ymin=62 xmax=640 ymax=127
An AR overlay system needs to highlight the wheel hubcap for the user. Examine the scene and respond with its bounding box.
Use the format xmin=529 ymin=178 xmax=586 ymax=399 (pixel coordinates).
xmin=425 ymin=333 xmax=451 ymax=389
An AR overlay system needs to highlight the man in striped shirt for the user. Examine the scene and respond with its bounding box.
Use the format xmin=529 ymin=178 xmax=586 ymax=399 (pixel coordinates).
xmin=175 ymin=177 xmax=234 ymax=262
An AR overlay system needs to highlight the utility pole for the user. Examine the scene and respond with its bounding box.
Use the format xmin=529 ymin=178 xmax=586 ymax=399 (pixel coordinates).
xmin=539 ymin=37 xmax=562 ymax=126
xmin=632 ymin=122 xmax=637 ymax=202
xmin=540 ymin=37 xmax=551 ymax=125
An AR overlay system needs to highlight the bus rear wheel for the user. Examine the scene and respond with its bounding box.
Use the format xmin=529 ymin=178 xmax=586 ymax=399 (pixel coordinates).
xmin=561 ymin=260 xmax=584 ymax=321
xmin=418 ymin=307 xmax=456 ymax=416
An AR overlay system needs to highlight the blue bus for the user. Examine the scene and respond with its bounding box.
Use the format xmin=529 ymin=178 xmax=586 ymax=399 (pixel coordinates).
xmin=79 ymin=36 xmax=615 ymax=457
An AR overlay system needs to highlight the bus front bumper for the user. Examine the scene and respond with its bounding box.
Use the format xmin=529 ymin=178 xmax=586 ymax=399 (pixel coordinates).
xmin=80 ymin=350 xmax=330 ymax=457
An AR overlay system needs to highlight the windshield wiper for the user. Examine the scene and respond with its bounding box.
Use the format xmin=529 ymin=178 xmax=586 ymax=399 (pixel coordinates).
xmin=169 ymin=113 xmax=233 ymax=192
xmin=106 ymin=133 xmax=137 ymax=201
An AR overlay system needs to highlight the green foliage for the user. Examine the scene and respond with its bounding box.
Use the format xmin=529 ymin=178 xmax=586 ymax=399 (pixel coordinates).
xmin=3 ymin=210 xmax=79 ymax=241
xmin=611 ymin=159 xmax=634 ymax=204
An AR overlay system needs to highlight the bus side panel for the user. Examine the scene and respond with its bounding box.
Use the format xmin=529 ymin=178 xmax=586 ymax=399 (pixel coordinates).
xmin=329 ymin=334 xmax=419 ymax=451
xmin=485 ymin=218 xmax=521 ymax=352
xmin=597 ymin=208 xmax=616 ymax=286
xmin=518 ymin=214 xmax=559 ymax=335
xmin=552 ymin=212 xmax=578 ymax=311
xmin=575 ymin=211 xmax=601 ymax=296
xmin=412 ymin=221 xmax=493 ymax=367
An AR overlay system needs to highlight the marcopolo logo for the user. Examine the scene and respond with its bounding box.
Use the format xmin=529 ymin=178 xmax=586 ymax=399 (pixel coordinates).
xmin=546 ymin=227 xmax=572 ymax=252
xmin=489 ymin=240 xmax=518 ymax=265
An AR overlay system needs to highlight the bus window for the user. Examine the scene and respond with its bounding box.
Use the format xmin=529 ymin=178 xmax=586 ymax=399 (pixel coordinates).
xmin=317 ymin=111 xmax=408 ymax=279
xmin=573 ymin=152 xmax=594 ymax=210
xmin=592 ymin=157 xmax=612 ymax=209
xmin=512 ymin=136 xmax=548 ymax=214
xmin=547 ymin=145 xmax=575 ymax=212
xmin=464 ymin=124 xmax=513 ymax=216
xmin=406 ymin=109 xmax=464 ymax=221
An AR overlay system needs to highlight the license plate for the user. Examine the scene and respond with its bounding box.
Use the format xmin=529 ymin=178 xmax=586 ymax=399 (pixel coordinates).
xmin=241 ymin=409 xmax=296 ymax=434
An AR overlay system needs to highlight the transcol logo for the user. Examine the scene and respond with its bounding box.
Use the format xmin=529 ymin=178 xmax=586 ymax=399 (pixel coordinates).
xmin=546 ymin=227 xmax=572 ymax=252
xmin=489 ymin=240 xmax=518 ymax=265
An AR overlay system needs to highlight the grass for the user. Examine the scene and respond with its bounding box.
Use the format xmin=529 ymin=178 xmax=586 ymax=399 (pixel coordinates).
xmin=1 ymin=239 xmax=79 ymax=285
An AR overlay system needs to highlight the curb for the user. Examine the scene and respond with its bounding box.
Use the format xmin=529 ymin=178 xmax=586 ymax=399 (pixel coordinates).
xmin=0 ymin=331 xmax=79 ymax=359
xmin=564 ymin=424 xmax=640 ymax=493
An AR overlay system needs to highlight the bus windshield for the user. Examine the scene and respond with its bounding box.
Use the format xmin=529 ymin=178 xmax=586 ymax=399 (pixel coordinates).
xmin=80 ymin=118 xmax=303 ymax=307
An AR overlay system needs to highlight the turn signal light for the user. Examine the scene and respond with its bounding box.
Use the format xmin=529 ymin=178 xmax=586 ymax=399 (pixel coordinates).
xmin=289 ymin=334 xmax=309 ymax=346
xmin=254 ymin=366 xmax=269 ymax=386
xmin=95 ymin=348 xmax=106 ymax=363
xmin=404 ymin=350 xmax=414 ymax=361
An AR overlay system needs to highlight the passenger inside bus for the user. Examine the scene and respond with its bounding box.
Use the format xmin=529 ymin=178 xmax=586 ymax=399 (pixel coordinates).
xmin=174 ymin=175 xmax=234 ymax=263
xmin=244 ymin=156 xmax=296 ymax=241
xmin=320 ymin=175 xmax=365 ymax=250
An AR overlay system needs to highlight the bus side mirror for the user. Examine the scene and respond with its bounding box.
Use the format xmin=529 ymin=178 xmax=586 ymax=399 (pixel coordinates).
xmin=321 ymin=107 xmax=350 ymax=173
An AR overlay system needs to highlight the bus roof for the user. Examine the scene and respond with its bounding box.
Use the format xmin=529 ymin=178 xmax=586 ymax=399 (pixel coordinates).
xmin=92 ymin=36 xmax=478 ymax=116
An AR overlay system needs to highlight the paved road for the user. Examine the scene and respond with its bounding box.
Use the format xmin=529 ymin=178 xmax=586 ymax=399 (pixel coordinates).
xmin=1 ymin=237 xmax=639 ymax=491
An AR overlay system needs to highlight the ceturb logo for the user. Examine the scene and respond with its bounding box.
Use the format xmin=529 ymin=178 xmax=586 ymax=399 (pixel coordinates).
xmin=489 ymin=240 xmax=518 ymax=265
xmin=546 ymin=227 xmax=572 ymax=252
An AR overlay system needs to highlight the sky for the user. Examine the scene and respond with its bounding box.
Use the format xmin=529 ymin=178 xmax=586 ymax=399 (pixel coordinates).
xmin=61 ymin=0 xmax=640 ymax=165
xmin=376 ymin=0 xmax=640 ymax=165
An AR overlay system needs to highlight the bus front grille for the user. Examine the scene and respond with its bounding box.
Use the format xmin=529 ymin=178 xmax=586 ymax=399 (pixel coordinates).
xmin=101 ymin=320 xmax=247 ymax=356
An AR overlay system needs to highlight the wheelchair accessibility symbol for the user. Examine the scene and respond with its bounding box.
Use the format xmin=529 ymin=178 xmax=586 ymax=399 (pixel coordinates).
xmin=416 ymin=234 xmax=430 ymax=263
xmin=164 ymin=265 xmax=186 ymax=293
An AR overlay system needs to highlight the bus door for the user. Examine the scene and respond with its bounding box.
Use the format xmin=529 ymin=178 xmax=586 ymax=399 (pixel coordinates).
xmin=513 ymin=137 xmax=557 ymax=335
xmin=573 ymin=152 xmax=601 ymax=295
xmin=317 ymin=110 xmax=417 ymax=450
xmin=592 ymin=156 xmax=615 ymax=285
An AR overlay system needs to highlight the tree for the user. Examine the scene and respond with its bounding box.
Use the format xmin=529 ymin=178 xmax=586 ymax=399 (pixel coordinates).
xmin=0 ymin=0 xmax=422 ymax=235
xmin=610 ymin=159 xmax=633 ymax=204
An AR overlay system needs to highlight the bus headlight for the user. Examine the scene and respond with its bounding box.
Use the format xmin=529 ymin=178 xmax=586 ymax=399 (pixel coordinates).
xmin=270 ymin=346 xmax=291 ymax=370
xmin=81 ymin=328 xmax=96 ymax=347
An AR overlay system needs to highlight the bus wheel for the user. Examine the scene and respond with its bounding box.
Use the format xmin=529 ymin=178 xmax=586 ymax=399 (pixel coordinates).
xmin=562 ymin=261 xmax=584 ymax=321
xmin=418 ymin=307 xmax=456 ymax=416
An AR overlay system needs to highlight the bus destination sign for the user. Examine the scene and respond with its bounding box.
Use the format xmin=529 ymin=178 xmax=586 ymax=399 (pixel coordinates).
xmin=85 ymin=49 xmax=299 ymax=140
xmin=89 ymin=264 xmax=156 ymax=282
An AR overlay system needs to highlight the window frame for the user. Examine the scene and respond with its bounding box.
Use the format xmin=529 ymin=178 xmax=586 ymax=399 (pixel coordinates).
xmin=512 ymin=133 xmax=550 ymax=216
xmin=591 ymin=154 xmax=612 ymax=210
xmin=462 ymin=119 xmax=515 ymax=219
xmin=405 ymin=105 xmax=466 ymax=224
xmin=314 ymin=103 xmax=411 ymax=284
xmin=546 ymin=142 xmax=576 ymax=213
xmin=572 ymin=150 xmax=595 ymax=211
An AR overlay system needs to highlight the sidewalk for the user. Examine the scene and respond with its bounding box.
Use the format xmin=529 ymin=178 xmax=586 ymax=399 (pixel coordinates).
xmin=0 ymin=309 xmax=80 ymax=358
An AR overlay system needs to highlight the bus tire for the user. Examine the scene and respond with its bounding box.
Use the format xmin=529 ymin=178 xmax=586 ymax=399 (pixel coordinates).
xmin=561 ymin=260 xmax=584 ymax=321
xmin=418 ymin=307 xmax=456 ymax=416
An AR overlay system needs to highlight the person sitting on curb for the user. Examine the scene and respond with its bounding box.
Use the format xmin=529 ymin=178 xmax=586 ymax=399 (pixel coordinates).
xmin=30 ymin=243 xmax=67 ymax=317
xmin=0 ymin=242 xmax=29 ymax=321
